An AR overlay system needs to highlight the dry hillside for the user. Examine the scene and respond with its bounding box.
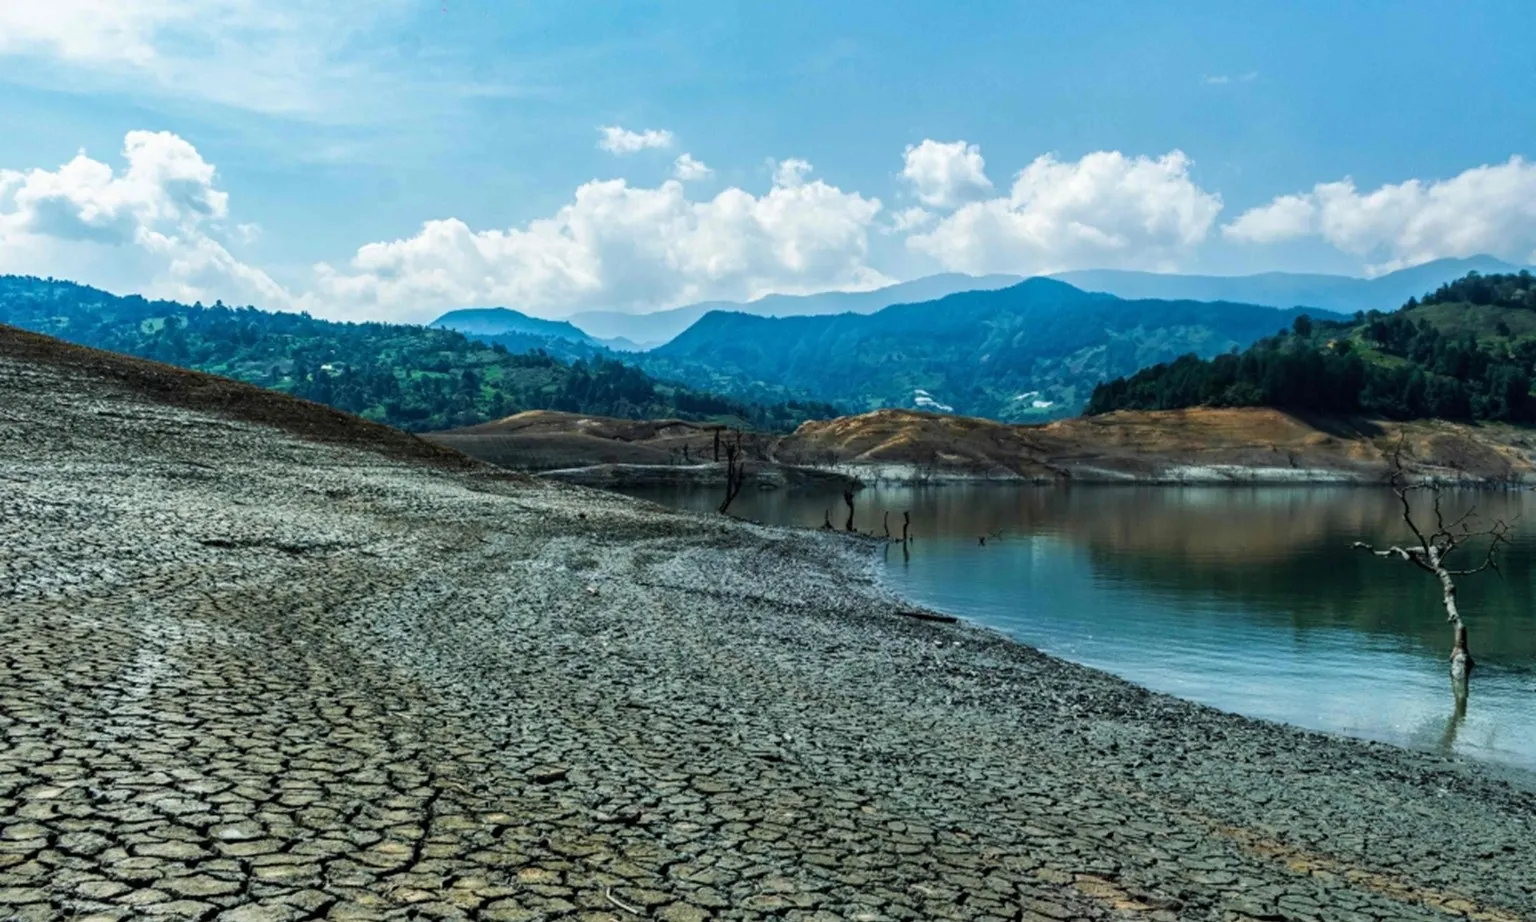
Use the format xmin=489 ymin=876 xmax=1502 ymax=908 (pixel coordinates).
xmin=433 ymin=405 xmax=1536 ymax=485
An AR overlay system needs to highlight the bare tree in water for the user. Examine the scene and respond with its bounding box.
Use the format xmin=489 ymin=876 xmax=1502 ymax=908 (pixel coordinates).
xmin=1353 ymin=463 xmax=1512 ymax=703
xmin=717 ymin=430 xmax=746 ymax=515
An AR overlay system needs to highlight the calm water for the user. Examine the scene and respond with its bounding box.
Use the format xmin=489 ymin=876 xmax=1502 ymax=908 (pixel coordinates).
xmin=624 ymin=484 xmax=1536 ymax=772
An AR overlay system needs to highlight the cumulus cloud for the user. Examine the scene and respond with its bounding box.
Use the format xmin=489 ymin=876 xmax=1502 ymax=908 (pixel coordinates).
xmin=673 ymin=153 xmax=713 ymax=181
xmin=597 ymin=126 xmax=675 ymax=155
xmin=1221 ymin=193 xmax=1316 ymax=244
xmin=906 ymin=149 xmax=1222 ymax=275
xmin=887 ymin=206 xmax=935 ymax=234
xmin=772 ymin=158 xmax=814 ymax=188
xmin=901 ymin=139 xmax=993 ymax=209
xmin=306 ymin=161 xmax=888 ymax=322
xmin=1223 ymin=157 xmax=1536 ymax=272
xmin=0 ymin=131 xmax=287 ymax=306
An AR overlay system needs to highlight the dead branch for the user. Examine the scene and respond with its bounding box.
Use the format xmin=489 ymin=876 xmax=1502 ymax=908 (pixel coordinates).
xmin=1354 ymin=451 xmax=1514 ymax=685
xmin=895 ymin=609 xmax=958 ymax=624
xmin=717 ymin=430 xmax=746 ymax=515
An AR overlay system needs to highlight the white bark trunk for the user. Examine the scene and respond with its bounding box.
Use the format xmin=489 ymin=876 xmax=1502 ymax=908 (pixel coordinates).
xmin=1427 ymin=545 xmax=1474 ymax=683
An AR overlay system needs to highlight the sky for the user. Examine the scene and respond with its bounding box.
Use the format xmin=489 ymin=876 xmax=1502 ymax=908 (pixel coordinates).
xmin=0 ymin=0 xmax=1533 ymax=323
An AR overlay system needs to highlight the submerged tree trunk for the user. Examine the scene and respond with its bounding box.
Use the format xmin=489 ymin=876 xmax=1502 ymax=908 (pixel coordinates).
xmin=1353 ymin=462 xmax=1506 ymax=694
xmin=843 ymin=490 xmax=855 ymax=532
xmin=1451 ymin=622 xmax=1472 ymax=688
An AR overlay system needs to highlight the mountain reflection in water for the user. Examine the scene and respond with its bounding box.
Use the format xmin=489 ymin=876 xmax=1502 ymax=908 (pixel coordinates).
xmin=622 ymin=484 xmax=1536 ymax=772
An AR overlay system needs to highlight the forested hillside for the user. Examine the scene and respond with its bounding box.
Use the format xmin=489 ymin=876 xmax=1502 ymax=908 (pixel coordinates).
xmin=1087 ymin=272 xmax=1536 ymax=422
xmin=0 ymin=277 xmax=836 ymax=432
xmin=641 ymin=278 xmax=1342 ymax=420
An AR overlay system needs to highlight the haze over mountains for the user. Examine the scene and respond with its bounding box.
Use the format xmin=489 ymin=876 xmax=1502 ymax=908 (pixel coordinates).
xmin=433 ymin=257 xmax=1524 ymax=354
xmin=640 ymin=278 xmax=1342 ymax=421
xmin=1055 ymin=256 xmax=1525 ymax=315
xmin=565 ymin=273 xmax=1024 ymax=347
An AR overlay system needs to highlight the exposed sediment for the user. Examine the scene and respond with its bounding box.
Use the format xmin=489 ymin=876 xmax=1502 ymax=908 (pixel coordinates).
xmin=3 ymin=331 xmax=1535 ymax=922
xmin=432 ymin=408 xmax=1536 ymax=487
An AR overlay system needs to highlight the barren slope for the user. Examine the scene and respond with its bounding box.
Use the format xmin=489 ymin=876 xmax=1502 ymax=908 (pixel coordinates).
xmin=436 ymin=403 xmax=1536 ymax=485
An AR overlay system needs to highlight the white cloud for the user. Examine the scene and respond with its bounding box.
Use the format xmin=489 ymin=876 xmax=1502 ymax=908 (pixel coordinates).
xmin=0 ymin=1 xmax=441 ymax=121
xmin=1223 ymin=157 xmax=1536 ymax=272
xmin=887 ymin=206 xmax=935 ymax=234
xmin=772 ymin=158 xmax=814 ymax=188
xmin=673 ymin=153 xmax=713 ymax=181
xmin=597 ymin=126 xmax=675 ymax=155
xmin=306 ymin=160 xmax=888 ymax=322
xmin=1221 ymin=193 xmax=1316 ymax=244
xmin=906 ymin=149 xmax=1222 ymax=275
xmin=0 ymin=131 xmax=287 ymax=307
xmin=901 ymin=139 xmax=993 ymax=209
xmin=1203 ymin=71 xmax=1258 ymax=86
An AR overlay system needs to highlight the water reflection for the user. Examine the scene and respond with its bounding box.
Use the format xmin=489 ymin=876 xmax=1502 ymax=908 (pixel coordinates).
xmin=623 ymin=484 xmax=1536 ymax=771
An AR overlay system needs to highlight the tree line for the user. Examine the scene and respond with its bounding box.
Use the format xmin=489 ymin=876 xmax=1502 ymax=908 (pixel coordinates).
xmin=0 ymin=276 xmax=838 ymax=433
xmin=1087 ymin=272 xmax=1536 ymax=423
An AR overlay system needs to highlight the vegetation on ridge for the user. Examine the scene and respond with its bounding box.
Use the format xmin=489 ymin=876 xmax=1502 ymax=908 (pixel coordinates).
xmin=0 ymin=276 xmax=838 ymax=433
xmin=1087 ymin=272 xmax=1536 ymax=423
xmin=639 ymin=278 xmax=1342 ymax=421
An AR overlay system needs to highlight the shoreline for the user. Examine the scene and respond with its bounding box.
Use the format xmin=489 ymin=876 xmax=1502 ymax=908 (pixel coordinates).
xmin=851 ymin=536 xmax=1536 ymax=785
xmin=6 ymin=341 xmax=1536 ymax=921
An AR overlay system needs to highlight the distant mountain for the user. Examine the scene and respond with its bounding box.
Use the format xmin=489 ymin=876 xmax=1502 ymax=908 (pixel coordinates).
xmin=0 ymin=276 xmax=839 ymax=433
xmin=430 ymin=305 xmax=645 ymax=358
xmin=568 ymin=273 xmax=1022 ymax=347
xmin=1053 ymin=256 xmax=1525 ymax=315
xmin=639 ymin=278 xmax=1344 ymax=420
xmin=432 ymin=306 xmax=598 ymax=343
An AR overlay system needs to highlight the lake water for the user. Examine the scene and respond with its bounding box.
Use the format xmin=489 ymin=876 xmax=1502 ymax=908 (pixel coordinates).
xmin=623 ymin=484 xmax=1536 ymax=773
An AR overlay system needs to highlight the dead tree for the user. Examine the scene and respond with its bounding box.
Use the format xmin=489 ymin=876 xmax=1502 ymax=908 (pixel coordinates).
xmin=822 ymin=508 xmax=834 ymax=530
xmin=902 ymin=511 xmax=911 ymax=544
xmin=718 ymin=430 xmax=746 ymax=515
xmin=883 ymin=511 xmax=891 ymax=538
xmin=713 ymin=427 xmax=721 ymax=462
xmin=842 ymin=489 xmax=856 ymax=532
xmin=1353 ymin=466 xmax=1512 ymax=696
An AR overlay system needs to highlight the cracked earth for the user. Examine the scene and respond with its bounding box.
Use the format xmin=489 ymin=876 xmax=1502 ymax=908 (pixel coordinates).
xmin=1 ymin=334 xmax=1534 ymax=921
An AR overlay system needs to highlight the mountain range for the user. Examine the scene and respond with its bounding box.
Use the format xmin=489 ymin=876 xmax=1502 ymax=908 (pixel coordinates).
xmin=565 ymin=273 xmax=1024 ymax=347
xmin=1054 ymin=256 xmax=1525 ymax=315
xmin=638 ymin=278 xmax=1344 ymax=420
xmin=434 ymin=257 xmax=1524 ymax=354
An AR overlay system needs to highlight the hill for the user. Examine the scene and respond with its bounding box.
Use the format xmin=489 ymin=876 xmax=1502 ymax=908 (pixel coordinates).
xmin=431 ymin=404 xmax=1536 ymax=485
xmin=639 ymin=277 xmax=1344 ymax=420
xmin=1088 ymin=271 xmax=1536 ymax=423
xmin=1054 ymin=256 xmax=1526 ymax=314
xmin=791 ymin=407 xmax=1536 ymax=484
xmin=431 ymin=306 xmax=596 ymax=343
xmin=0 ymin=275 xmax=837 ymax=433
xmin=567 ymin=273 xmax=1021 ymax=347
xmin=0 ymin=323 xmax=485 ymax=471
xmin=431 ymin=306 xmax=642 ymax=354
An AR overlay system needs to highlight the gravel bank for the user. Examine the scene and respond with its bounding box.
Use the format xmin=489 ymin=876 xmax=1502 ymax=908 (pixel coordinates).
xmin=3 ymin=340 xmax=1534 ymax=922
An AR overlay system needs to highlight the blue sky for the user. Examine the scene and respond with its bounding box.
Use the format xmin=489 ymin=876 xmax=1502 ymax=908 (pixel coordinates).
xmin=0 ymin=1 xmax=1532 ymax=322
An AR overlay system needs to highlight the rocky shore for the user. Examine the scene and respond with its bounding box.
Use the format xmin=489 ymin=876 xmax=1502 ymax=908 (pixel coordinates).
xmin=3 ymin=330 xmax=1535 ymax=922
